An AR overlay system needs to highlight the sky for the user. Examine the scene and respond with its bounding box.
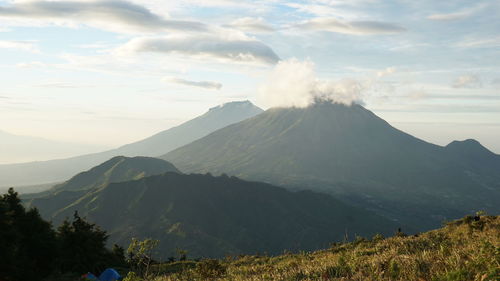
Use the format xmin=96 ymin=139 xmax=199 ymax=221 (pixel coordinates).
xmin=0 ymin=0 xmax=499 ymax=155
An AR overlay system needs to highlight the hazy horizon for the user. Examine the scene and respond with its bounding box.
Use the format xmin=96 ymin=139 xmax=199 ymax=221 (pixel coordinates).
xmin=1 ymin=100 xmax=499 ymax=165
xmin=1 ymin=0 xmax=499 ymax=161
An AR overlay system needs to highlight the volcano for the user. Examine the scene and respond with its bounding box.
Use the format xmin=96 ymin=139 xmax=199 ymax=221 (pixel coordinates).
xmin=163 ymin=102 xmax=500 ymax=230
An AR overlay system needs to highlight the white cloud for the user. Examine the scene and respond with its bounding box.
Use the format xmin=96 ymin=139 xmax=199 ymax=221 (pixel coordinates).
xmin=454 ymin=36 xmax=500 ymax=49
xmin=296 ymin=18 xmax=406 ymax=35
xmin=33 ymin=81 xmax=96 ymax=88
xmin=407 ymin=90 xmax=428 ymax=101
xmin=0 ymin=40 xmax=39 ymax=53
xmin=258 ymin=59 xmax=365 ymax=108
xmin=74 ymin=42 xmax=114 ymax=49
xmin=166 ymin=0 xmax=264 ymax=9
xmin=377 ymin=66 xmax=397 ymax=78
xmin=0 ymin=0 xmax=207 ymax=33
xmin=16 ymin=61 xmax=47 ymax=68
xmin=428 ymin=11 xmax=472 ymax=21
xmin=164 ymin=77 xmax=222 ymax=90
xmin=225 ymin=17 xmax=274 ymax=33
xmin=115 ymin=35 xmax=280 ymax=65
xmin=284 ymin=1 xmax=372 ymax=19
xmin=428 ymin=4 xmax=487 ymax=21
xmin=452 ymin=75 xmax=482 ymax=89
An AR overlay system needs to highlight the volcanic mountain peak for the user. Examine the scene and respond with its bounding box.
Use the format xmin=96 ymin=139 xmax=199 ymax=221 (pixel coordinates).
xmin=264 ymin=101 xmax=389 ymax=129
xmin=209 ymin=100 xmax=260 ymax=111
xmin=446 ymin=139 xmax=495 ymax=155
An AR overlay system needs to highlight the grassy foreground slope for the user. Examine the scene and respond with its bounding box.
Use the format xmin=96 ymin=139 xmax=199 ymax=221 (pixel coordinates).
xmin=157 ymin=215 xmax=499 ymax=281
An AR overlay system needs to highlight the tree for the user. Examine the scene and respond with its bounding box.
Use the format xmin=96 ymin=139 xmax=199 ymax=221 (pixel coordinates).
xmin=0 ymin=190 xmax=16 ymax=279
xmin=110 ymin=244 xmax=127 ymax=267
xmin=57 ymin=211 xmax=110 ymax=274
xmin=0 ymin=188 xmax=58 ymax=281
xmin=0 ymin=188 xmax=126 ymax=280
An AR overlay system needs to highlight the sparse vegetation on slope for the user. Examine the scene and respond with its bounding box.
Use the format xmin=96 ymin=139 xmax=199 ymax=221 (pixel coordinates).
xmin=145 ymin=214 xmax=499 ymax=281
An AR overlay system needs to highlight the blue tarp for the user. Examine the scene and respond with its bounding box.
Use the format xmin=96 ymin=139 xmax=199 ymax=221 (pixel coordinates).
xmin=99 ymin=268 xmax=121 ymax=281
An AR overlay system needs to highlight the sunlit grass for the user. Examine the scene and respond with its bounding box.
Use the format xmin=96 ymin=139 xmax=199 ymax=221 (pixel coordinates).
xmin=145 ymin=215 xmax=499 ymax=281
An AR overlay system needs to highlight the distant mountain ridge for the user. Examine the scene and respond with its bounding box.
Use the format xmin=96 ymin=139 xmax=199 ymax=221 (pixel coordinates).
xmin=51 ymin=156 xmax=180 ymax=192
xmin=0 ymin=101 xmax=263 ymax=187
xmin=162 ymin=102 xmax=500 ymax=230
xmin=116 ymin=100 xmax=263 ymax=157
xmin=26 ymin=156 xmax=180 ymax=218
xmin=0 ymin=130 xmax=108 ymax=164
xmin=30 ymin=170 xmax=401 ymax=258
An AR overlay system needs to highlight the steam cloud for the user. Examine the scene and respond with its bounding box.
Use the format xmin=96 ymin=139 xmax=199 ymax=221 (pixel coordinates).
xmin=258 ymin=59 xmax=365 ymax=108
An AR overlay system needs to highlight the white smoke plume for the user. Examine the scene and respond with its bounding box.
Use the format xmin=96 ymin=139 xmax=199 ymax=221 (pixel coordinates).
xmin=258 ymin=59 xmax=366 ymax=108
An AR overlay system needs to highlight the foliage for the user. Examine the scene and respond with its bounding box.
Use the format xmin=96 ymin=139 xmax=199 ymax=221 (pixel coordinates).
xmin=57 ymin=211 xmax=111 ymax=273
xmin=152 ymin=214 xmax=499 ymax=281
xmin=123 ymin=272 xmax=142 ymax=281
xmin=0 ymin=188 xmax=58 ymax=281
xmin=177 ymin=248 xmax=188 ymax=261
xmin=127 ymin=238 xmax=160 ymax=279
xmin=0 ymin=188 xmax=126 ymax=281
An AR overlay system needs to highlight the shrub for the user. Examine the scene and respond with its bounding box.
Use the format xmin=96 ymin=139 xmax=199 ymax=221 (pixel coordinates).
xmin=372 ymin=233 xmax=385 ymax=242
xmin=123 ymin=271 xmax=142 ymax=281
xmin=127 ymin=238 xmax=159 ymax=279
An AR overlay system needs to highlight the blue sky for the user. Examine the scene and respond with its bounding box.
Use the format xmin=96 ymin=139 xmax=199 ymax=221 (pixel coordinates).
xmin=1 ymin=0 xmax=499 ymax=154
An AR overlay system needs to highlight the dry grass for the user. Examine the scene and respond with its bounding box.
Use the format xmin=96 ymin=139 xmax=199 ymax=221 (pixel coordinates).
xmin=131 ymin=215 xmax=500 ymax=281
